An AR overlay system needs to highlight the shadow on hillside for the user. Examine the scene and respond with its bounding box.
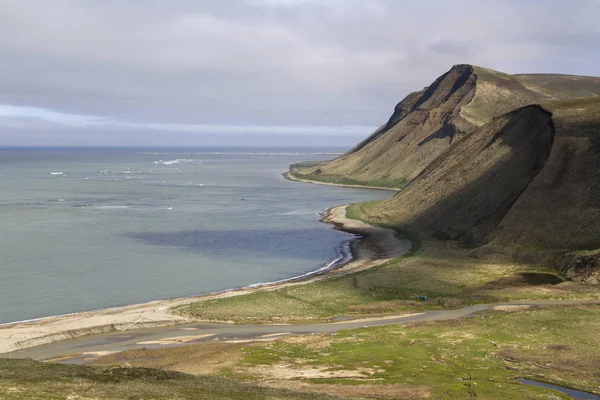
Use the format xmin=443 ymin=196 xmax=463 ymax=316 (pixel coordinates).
xmin=377 ymin=106 xmax=556 ymax=248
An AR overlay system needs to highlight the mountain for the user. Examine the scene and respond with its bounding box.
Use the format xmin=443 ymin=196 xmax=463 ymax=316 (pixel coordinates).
xmin=488 ymin=97 xmax=600 ymax=251
xmin=364 ymin=104 xmax=555 ymax=247
xmin=291 ymin=65 xmax=600 ymax=189
xmin=365 ymin=96 xmax=600 ymax=253
xmin=290 ymin=65 xmax=600 ymax=280
xmin=352 ymin=96 xmax=600 ymax=284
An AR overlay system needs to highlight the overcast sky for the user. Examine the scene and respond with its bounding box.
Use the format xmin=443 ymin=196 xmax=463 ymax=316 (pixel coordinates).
xmin=1 ymin=0 xmax=599 ymax=147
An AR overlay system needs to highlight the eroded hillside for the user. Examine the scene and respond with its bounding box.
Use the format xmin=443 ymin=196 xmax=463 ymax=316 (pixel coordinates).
xmin=292 ymin=65 xmax=600 ymax=188
xmin=365 ymin=105 xmax=555 ymax=246
xmin=360 ymin=97 xmax=600 ymax=261
xmin=489 ymin=97 xmax=600 ymax=251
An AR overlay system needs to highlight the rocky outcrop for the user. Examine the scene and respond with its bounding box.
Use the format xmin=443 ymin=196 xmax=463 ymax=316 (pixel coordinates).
xmin=556 ymin=253 xmax=600 ymax=284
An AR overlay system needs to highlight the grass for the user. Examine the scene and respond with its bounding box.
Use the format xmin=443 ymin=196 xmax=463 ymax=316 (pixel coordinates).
xmin=346 ymin=202 xmax=421 ymax=255
xmin=92 ymin=305 xmax=600 ymax=399
xmin=290 ymin=161 xmax=328 ymax=170
xmin=174 ymin=202 xmax=599 ymax=324
xmin=0 ymin=358 xmax=341 ymax=400
xmin=238 ymin=305 xmax=600 ymax=399
xmin=288 ymin=164 xmax=408 ymax=190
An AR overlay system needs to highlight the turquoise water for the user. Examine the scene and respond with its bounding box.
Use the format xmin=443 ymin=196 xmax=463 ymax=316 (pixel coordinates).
xmin=0 ymin=148 xmax=391 ymax=324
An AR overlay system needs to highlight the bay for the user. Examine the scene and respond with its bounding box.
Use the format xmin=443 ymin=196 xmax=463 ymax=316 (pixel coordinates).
xmin=0 ymin=147 xmax=391 ymax=323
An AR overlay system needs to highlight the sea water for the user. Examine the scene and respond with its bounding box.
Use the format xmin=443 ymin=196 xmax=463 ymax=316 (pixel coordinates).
xmin=0 ymin=147 xmax=391 ymax=323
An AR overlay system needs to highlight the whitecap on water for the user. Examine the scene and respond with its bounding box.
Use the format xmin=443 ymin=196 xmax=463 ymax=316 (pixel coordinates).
xmin=153 ymin=159 xmax=203 ymax=166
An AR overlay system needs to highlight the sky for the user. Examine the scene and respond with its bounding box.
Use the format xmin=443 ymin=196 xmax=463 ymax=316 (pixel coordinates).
xmin=1 ymin=0 xmax=599 ymax=147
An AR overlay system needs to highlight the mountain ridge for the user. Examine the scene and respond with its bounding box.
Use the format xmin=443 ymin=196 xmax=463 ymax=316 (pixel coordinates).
xmin=291 ymin=64 xmax=600 ymax=188
xmin=289 ymin=65 xmax=600 ymax=275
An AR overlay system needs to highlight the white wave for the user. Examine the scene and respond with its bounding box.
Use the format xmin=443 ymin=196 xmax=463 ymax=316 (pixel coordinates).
xmin=245 ymin=237 xmax=357 ymax=289
xmin=50 ymin=172 xmax=64 ymax=175
xmin=90 ymin=205 xmax=130 ymax=210
xmin=153 ymin=159 xmax=202 ymax=166
xmin=280 ymin=210 xmax=313 ymax=216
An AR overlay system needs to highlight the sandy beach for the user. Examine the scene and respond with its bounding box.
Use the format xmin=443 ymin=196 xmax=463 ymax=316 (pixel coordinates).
xmin=0 ymin=205 xmax=411 ymax=355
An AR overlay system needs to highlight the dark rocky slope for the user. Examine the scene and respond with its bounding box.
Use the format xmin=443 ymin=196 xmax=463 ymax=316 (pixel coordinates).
xmin=366 ymin=105 xmax=555 ymax=247
xmin=360 ymin=97 xmax=600 ymax=281
xmin=488 ymin=98 xmax=600 ymax=251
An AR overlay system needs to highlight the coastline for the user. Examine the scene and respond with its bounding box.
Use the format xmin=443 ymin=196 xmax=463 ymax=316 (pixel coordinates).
xmin=0 ymin=205 xmax=411 ymax=355
xmin=283 ymin=171 xmax=402 ymax=192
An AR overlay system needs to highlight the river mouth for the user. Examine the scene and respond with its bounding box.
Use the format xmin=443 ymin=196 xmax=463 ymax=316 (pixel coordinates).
xmin=519 ymin=378 xmax=600 ymax=399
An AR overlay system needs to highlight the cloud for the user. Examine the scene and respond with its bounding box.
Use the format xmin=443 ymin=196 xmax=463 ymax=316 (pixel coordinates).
xmin=0 ymin=104 xmax=372 ymax=136
xmin=0 ymin=0 xmax=599 ymax=146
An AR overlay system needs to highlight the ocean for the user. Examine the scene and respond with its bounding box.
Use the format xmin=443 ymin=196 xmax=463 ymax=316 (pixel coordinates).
xmin=0 ymin=147 xmax=391 ymax=324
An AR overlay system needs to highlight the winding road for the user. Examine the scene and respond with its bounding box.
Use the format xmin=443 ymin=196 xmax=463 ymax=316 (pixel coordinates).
xmin=3 ymin=299 xmax=598 ymax=363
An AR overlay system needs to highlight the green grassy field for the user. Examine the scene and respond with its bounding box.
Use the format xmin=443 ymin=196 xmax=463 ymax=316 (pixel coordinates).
xmin=93 ymin=305 xmax=600 ymax=400
xmin=174 ymin=202 xmax=599 ymax=324
xmin=239 ymin=305 xmax=600 ymax=399
xmin=288 ymin=163 xmax=408 ymax=189
xmin=0 ymin=359 xmax=341 ymax=400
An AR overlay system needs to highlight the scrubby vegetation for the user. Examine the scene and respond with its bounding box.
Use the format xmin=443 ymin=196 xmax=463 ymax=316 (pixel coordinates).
xmin=93 ymin=305 xmax=600 ymax=399
xmin=0 ymin=359 xmax=339 ymax=400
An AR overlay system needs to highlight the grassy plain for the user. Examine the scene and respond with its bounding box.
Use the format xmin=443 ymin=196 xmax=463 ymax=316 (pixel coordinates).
xmin=0 ymin=359 xmax=340 ymax=400
xmin=90 ymin=305 xmax=600 ymax=399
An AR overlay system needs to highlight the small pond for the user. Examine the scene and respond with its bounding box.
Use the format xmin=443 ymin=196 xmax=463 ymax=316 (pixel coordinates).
xmin=519 ymin=378 xmax=600 ymax=399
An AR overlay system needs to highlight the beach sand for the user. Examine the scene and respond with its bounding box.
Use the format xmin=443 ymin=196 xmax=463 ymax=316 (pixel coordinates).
xmin=0 ymin=205 xmax=411 ymax=354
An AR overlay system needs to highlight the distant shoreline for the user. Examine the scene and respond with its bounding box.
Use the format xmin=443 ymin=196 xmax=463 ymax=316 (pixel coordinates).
xmin=0 ymin=205 xmax=411 ymax=355
xmin=283 ymin=171 xmax=402 ymax=192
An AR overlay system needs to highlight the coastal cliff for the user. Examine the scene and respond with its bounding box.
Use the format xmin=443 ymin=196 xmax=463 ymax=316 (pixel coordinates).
xmin=291 ymin=65 xmax=600 ymax=281
xmin=292 ymin=65 xmax=600 ymax=189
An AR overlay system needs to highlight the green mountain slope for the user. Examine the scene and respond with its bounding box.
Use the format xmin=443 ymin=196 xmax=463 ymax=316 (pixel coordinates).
xmin=291 ymin=65 xmax=600 ymax=189
xmin=365 ymin=105 xmax=555 ymax=247
xmin=489 ymin=97 xmax=600 ymax=251
xmin=358 ymin=96 xmax=600 ymax=269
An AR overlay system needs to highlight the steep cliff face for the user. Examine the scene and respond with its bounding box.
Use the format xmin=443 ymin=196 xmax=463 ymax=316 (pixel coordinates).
xmin=296 ymin=64 xmax=585 ymax=187
xmin=356 ymin=97 xmax=600 ymax=280
xmin=300 ymin=66 xmax=600 ymax=281
xmin=365 ymin=105 xmax=555 ymax=246
xmin=487 ymin=98 xmax=600 ymax=251
xmin=307 ymin=64 xmax=479 ymax=185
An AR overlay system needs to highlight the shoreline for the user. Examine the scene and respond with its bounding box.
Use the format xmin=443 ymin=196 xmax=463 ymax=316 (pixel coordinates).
xmin=0 ymin=210 xmax=355 ymax=328
xmin=283 ymin=171 xmax=403 ymax=192
xmin=0 ymin=205 xmax=411 ymax=355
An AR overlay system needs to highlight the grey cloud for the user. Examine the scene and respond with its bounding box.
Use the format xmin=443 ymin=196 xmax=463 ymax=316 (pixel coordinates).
xmin=0 ymin=0 xmax=599 ymax=146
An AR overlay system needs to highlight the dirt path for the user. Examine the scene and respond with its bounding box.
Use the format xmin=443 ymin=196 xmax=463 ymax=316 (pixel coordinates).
xmin=0 ymin=205 xmax=411 ymax=354
xmin=5 ymin=299 xmax=598 ymax=362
